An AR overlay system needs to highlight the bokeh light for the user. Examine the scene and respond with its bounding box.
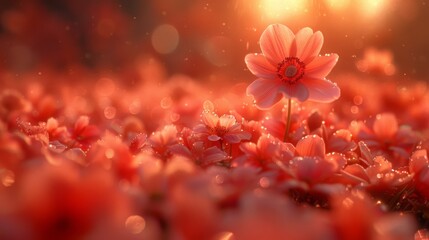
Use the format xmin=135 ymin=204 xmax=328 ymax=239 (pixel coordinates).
xmin=151 ymin=24 xmax=180 ymax=54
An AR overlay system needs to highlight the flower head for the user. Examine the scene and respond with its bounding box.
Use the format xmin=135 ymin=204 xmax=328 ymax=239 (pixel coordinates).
xmin=245 ymin=24 xmax=340 ymax=109
xmin=194 ymin=110 xmax=251 ymax=144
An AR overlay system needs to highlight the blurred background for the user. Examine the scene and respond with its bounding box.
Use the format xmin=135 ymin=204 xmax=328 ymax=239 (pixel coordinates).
xmin=0 ymin=0 xmax=428 ymax=85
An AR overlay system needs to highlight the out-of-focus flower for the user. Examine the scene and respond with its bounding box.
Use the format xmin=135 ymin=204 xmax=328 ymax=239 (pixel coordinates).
xmin=87 ymin=132 xmax=137 ymax=182
xmin=229 ymin=191 xmax=334 ymax=240
xmin=331 ymin=190 xmax=417 ymax=240
xmin=148 ymin=124 xmax=179 ymax=159
xmin=69 ymin=116 xmax=101 ymax=152
xmin=356 ymin=47 xmax=396 ymax=76
xmin=9 ymin=163 xmax=132 ymax=240
xmin=245 ymin=24 xmax=340 ymax=109
xmin=409 ymin=149 xmax=429 ymax=199
xmin=0 ymin=90 xmax=31 ymax=126
xmin=415 ymin=229 xmax=429 ymax=240
xmin=169 ymin=128 xmax=229 ymax=167
xmin=350 ymin=112 xmax=421 ymax=168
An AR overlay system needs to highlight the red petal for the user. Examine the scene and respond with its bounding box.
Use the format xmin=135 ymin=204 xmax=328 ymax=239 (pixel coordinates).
xmin=301 ymin=77 xmax=340 ymax=103
xmin=260 ymin=24 xmax=294 ymax=66
xmin=306 ymin=54 xmax=339 ymax=78
xmin=293 ymin=29 xmax=323 ymax=64
xmin=245 ymin=53 xmax=277 ymax=79
xmin=246 ymin=78 xmax=283 ymax=109
xmin=296 ymin=135 xmax=325 ymax=158
xmin=278 ymin=81 xmax=309 ymax=102
xmin=373 ymin=113 xmax=398 ymax=139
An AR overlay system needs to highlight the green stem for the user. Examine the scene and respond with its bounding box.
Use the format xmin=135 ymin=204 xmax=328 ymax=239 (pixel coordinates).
xmin=283 ymin=98 xmax=292 ymax=142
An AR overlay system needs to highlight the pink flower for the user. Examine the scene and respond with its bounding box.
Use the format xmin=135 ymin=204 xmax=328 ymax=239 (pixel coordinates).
xmin=194 ymin=110 xmax=251 ymax=144
xmin=245 ymin=24 xmax=340 ymax=109
xmin=288 ymin=135 xmax=346 ymax=186
xmin=356 ymin=47 xmax=396 ymax=76
xmin=237 ymin=134 xmax=294 ymax=169
xmin=350 ymin=112 xmax=421 ymax=168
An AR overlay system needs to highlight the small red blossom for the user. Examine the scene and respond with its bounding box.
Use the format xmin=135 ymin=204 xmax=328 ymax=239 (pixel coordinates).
xmin=351 ymin=113 xmax=421 ymax=168
xmin=70 ymin=116 xmax=101 ymax=151
xmin=194 ymin=110 xmax=251 ymax=144
xmin=288 ymin=135 xmax=346 ymax=186
xmin=169 ymin=128 xmax=229 ymax=167
xmin=237 ymin=134 xmax=294 ymax=169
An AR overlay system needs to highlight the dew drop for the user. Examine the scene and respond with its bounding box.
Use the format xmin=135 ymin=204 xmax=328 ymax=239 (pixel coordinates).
xmin=170 ymin=113 xmax=180 ymax=122
xmin=1 ymin=169 xmax=15 ymax=187
xmin=214 ymin=174 xmax=224 ymax=184
xmin=350 ymin=105 xmax=359 ymax=114
xmin=213 ymin=231 xmax=234 ymax=240
xmin=125 ymin=215 xmax=146 ymax=234
xmin=105 ymin=148 xmax=115 ymax=159
xmin=104 ymin=106 xmax=116 ymax=119
xmin=259 ymin=177 xmax=270 ymax=188
xmin=353 ymin=95 xmax=363 ymax=105
xmin=160 ymin=97 xmax=173 ymax=109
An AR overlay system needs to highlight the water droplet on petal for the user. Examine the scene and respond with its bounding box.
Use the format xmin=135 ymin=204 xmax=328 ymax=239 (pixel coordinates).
xmin=105 ymin=148 xmax=115 ymax=159
xmin=104 ymin=106 xmax=116 ymax=119
xmin=125 ymin=215 xmax=146 ymax=234
xmin=1 ymin=170 xmax=15 ymax=187
xmin=160 ymin=97 xmax=173 ymax=109
xmin=259 ymin=177 xmax=270 ymax=188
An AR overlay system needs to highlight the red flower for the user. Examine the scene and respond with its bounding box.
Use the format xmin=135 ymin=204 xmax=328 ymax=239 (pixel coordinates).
xmin=351 ymin=112 xmax=421 ymax=168
xmin=245 ymin=24 xmax=340 ymax=109
xmin=194 ymin=110 xmax=251 ymax=144
xmin=288 ymin=135 xmax=346 ymax=185
xmin=238 ymin=134 xmax=294 ymax=169
xmin=409 ymin=149 xmax=429 ymax=199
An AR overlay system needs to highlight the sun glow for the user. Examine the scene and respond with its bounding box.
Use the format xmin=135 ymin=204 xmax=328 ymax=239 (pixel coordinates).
xmin=325 ymin=0 xmax=351 ymax=11
xmin=259 ymin=0 xmax=309 ymax=20
xmin=360 ymin=0 xmax=388 ymax=18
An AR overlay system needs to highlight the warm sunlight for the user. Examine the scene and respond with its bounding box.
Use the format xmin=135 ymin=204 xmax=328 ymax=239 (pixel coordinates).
xmin=259 ymin=0 xmax=309 ymax=20
xmin=1 ymin=1 xmax=428 ymax=239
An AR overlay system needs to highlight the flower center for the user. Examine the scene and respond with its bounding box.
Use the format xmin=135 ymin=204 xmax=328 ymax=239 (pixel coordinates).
xmin=277 ymin=57 xmax=305 ymax=84
xmin=215 ymin=126 xmax=228 ymax=136
xmin=285 ymin=66 xmax=297 ymax=78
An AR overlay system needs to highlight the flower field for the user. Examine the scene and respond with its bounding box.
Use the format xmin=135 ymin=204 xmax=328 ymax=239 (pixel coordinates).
xmin=1 ymin=1 xmax=429 ymax=240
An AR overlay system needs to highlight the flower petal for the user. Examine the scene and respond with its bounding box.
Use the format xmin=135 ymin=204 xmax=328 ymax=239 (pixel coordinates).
xmin=296 ymin=135 xmax=326 ymax=158
xmin=245 ymin=53 xmax=277 ymax=79
xmin=293 ymin=29 xmax=323 ymax=64
xmin=373 ymin=113 xmax=398 ymax=139
xmin=201 ymin=111 xmax=218 ymax=129
xmin=306 ymin=54 xmax=339 ymax=78
xmin=223 ymin=134 xmax=242 ymax=143
xmin=219 ymin=115 xmax=237 ymax=129
xmin=260 ymin=24 xmax=294 ymax=66
xmin=278 ymin=82 xmax=309 ymax=102
xmin=409 ymin=149 xmax=428 ymax=174
xmin=301 ymin=77 xmax=340 ymax=103
xmin=208 ymin=135 xmax=221 ymax=141
xmin=246 ymin=78 xmax=283 ymax=110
